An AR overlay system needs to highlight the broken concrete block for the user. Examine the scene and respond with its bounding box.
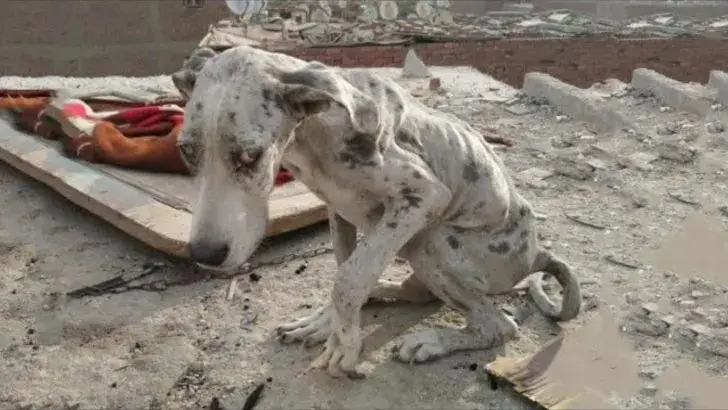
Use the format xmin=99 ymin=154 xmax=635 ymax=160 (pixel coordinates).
xmin=504 ymin=104 xmax=537 ymax=116
xmin=552 ymin=156 xmax=596 ymax=181
xmin=655 ymin=122 xmax=678 ymax=136
xmin=705 ymin=120 xmax=725 ymax=134
xmin=708 ymin=70 xmax=728 ymax=106
xmin=517 ymin=167 xmax=553 ymax=189
xmin=655 ymin=140 xmax=699 ymax=163
xmin=628 ymin=152 xmax=658 ymax=171
xmin=523 ymin=72 xmax=629 ymax=133
xmin=631 ymin=68 xmax=712 ymax=116
xmin=402 ymin=49 xmax=431 ymax=79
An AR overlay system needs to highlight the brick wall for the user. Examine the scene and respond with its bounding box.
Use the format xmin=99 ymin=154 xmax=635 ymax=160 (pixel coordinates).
xmin=285 ymin=38 xmax=728 ymax=88
xmin=2 ymin=0 xmax=728 ymax=88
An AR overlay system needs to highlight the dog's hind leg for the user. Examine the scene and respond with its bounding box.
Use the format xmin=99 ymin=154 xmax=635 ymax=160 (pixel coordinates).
xmin=391 ymin=231 xmax=519 ymax=364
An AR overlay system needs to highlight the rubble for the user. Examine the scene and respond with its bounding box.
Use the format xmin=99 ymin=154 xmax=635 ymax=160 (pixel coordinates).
xmin=199 ymin=2 xmax=728 ymax=50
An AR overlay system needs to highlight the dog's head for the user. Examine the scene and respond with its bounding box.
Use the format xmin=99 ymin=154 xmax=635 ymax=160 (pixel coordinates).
xmin=178 ymin=46 xmax=379 ymax=270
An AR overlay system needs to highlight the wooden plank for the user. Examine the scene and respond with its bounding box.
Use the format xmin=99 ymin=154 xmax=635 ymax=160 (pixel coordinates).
xmin=484 ymin=336 xmax=615 ymax=410
xmin=0 ymin=121 xmax=327 ymax=258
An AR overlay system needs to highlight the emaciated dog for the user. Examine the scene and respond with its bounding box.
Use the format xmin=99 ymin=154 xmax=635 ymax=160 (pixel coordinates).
xmin=171 ymin=46 xmax=582 ymax=378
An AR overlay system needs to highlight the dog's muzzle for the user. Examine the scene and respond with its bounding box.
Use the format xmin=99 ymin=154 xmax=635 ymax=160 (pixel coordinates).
xmin=189 ymin=240 xmax=230 ymax=267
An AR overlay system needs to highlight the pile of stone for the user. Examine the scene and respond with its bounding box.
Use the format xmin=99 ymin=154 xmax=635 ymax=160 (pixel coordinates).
xmin=201 ymin=1 xmax=728 ymax=50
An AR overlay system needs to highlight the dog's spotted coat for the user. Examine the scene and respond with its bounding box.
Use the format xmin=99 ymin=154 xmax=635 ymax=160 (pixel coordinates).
xmin=172 ymin=46 xmax=582 ymax=378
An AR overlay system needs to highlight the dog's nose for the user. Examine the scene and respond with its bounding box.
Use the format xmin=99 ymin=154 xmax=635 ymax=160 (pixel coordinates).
xmin=189 ymin=241 xmax=230 ymax=266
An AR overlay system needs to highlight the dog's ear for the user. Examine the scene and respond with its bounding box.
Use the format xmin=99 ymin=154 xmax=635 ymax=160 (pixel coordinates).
xmin=277 ymin=64 xmax=380 ymax=135
xmin=277 ymin=65 xmax=336 ymax=118
xmin=171 ymin=47 xmax=218 ymax=98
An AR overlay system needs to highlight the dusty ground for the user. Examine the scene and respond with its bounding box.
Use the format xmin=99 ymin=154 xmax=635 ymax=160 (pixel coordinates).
xmin=2 ymin=66 xmax=728 ymax=409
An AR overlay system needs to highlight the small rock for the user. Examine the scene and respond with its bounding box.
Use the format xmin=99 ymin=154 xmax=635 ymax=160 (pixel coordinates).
xmin=628 ymin=152 xmax=658 ymax=171
xmin=639 ymin=366 xmax=661 ymax=379
xmin=402 ymin=49 xmax=431 ymax=78
xmin=641 ymin=302 xmax=661 ymax=315
xmin=687 ymin=323 xmax=712 ymax=337
xmin=696 ymin=330 xmax=728 ymax=357
xmin=655 ymin=140 xmax=698 ymax=163
xmin=504 ymin=104 xmax=537 ymax=116
xmin=503 ymin=96 xmax=521 ymax=106
xmin=625 ymin=293 xmax=640 ymax=304
xmin=585 ymin=158 xmax=608 ymax=170
xmin=579 ymin=279 xmax=600 ymax=286
xmin=678 ymin=299 xmax=696 ymax=308
xmin=632 ymin=320 xmax=670 ymax=337
xmin=428 ymin=77 xmax=441 ymax=90
xmin=240 ymin=311 xmax=258 ymax=331
xmin=706 ymin=120 xmax=725 ymax=134
xmin=660 ymin=315 xmax=677 ymax=327
xmin=555 ymin=114 xmax=570 ymax=122
xmin=516 ymin=167 xmax=553 ymax=189
xmin=553 ymin=157 xmax=596 ymax=181
xmin=655 ymin=122 xmax=678 ymax=136
xmin=659 ymin=106 xmax=674 ymax=113
xmin=640 ymin=384 xmax=659 ymax=396
xmin=708 ymin=313 xmax=728 ymax=328
xmin=690 ymin=290 xmax=708 ymax=298
xmin=582 ymin=292 xmax=600 ymax=311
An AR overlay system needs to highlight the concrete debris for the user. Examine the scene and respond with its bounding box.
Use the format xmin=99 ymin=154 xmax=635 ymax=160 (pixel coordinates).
xmin=201 ymin=2 xmax=728 ymax=50
xmin=628 ymin=152 xmax=658 ymax=171
xmin=553 ymin=156 xmax=597 ymax=180
xmin=516 ymin=167 xmax=553 ymax=189
xmin=705 ymin=120 xmax=725 ymax=134
xmin=655 ymin=122 xmax=679 ymax=136
xmin=655 ymin=140 xmax=699 ymax=163
xmin=640 ymin=384 xmax=659 ymax=397
xmin=402 ymin=49 xmax=431 ymax=79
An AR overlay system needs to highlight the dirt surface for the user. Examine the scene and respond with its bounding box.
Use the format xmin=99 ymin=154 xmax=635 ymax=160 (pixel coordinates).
xmin=2 ymin=65 xmax=728 ymax=409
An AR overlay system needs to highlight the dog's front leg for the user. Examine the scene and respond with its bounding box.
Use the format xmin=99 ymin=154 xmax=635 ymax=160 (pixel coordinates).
xmin=276 ymin=208 xmax=357 ymax=347
xmin=329 ymin=207 xmax=358 ymax=266
xmin=310 ymin=176 xmax=451 ymax=378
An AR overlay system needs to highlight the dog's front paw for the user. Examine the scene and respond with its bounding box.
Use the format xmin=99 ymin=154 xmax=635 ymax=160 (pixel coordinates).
xmin=392 ymin=329 xmax=447 ymax=364
xmin=309 ymin=323 xmax=364 ymax=379
xmin=276 ymin=305 xmax=333 ymax=347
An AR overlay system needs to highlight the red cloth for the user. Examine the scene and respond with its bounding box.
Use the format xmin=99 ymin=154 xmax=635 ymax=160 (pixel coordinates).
xmin=0 ymin=95 xmax=294 ymax=185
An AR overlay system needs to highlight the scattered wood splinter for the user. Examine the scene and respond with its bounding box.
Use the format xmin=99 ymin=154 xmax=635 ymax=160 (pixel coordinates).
xmin=564 ymin=213 xmax=607 ymax=230
xmin=226 ymin=278 xmax=238 ymax=301
xmin=667 ymin=191 xmax=701 ymax=207
xmin=604 ymin=255 xmax=641 ymax=270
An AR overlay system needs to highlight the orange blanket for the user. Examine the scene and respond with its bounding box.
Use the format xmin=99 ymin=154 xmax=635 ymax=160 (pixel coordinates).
xmin=0 ymin=93 xmax=294 ymax=184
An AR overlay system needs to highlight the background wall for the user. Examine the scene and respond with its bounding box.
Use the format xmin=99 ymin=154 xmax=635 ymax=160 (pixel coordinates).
xmin=288 ymin=38 xmax=728 ymax=88
xmin=1 ymin=0 xmax=728 ymax=83
xmin=0 ymin=0 xmax=230 ymax=76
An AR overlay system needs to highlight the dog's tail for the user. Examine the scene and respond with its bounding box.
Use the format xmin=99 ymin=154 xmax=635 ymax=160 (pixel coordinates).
xmin=527 ymin=249 xmax=582 ymax=322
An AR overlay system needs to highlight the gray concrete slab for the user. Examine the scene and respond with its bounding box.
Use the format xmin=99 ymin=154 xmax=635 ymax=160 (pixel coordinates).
xmin=523 ymin=72 xmax=630 ymax=133
xmin=631 ymin=68 xmax=713 ymax=117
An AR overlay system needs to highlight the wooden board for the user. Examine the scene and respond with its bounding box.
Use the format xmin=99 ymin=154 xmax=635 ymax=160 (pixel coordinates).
xmin=484 ymin=336 xmax=613 ymax=410
xmin=0 ymin=120 xmax=327 ymax=258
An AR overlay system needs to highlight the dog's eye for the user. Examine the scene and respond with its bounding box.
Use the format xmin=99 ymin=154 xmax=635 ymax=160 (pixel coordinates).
xmin=232 ymin=147 xmax=263 ymax=171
